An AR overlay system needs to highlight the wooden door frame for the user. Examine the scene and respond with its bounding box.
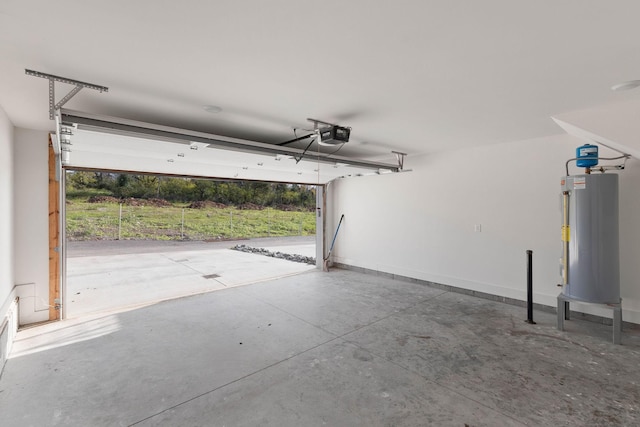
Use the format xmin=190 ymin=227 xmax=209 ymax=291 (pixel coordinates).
xmin=48 ymin=136 xmax=61 ymax=321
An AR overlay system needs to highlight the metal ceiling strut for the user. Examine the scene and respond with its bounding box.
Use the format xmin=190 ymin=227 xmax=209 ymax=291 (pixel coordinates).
xmin=25 ymin=69 xmax=109 ymax=120
xmin=392 ymin=151 xmax=407 ymax=170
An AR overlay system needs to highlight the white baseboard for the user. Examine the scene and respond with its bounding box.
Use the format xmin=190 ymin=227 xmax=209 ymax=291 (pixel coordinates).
xmin=0 ymin=293 xmax=19 ymax=377
xmin=15 ymin=282 xmax=50 ymax=325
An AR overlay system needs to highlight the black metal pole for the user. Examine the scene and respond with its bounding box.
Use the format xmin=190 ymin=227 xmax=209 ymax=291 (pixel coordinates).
xmin=525 ymin=250 xmax=536 ymax=324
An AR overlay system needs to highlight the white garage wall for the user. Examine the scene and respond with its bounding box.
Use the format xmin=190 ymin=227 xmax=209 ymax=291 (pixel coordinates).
xmin=13 ymin=128 xmax=50 ymax=325
xmin=0 ymin=105 xmax=14 ymax=315
xmin=0 ymin=104 xmax=16 ymax=372
xmin=328 ymin=133 xmax=640 ymax=324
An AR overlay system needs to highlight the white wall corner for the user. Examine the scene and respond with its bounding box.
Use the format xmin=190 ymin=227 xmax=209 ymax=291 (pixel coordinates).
xmin=13 ymin=128 xmax=51 ymax=326
xmin=552 ymin=100 xmax=640 ymax=159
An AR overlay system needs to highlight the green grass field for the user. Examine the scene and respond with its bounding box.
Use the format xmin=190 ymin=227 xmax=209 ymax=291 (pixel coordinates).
xmin=66 ymin=201 xmax=316 ymax=241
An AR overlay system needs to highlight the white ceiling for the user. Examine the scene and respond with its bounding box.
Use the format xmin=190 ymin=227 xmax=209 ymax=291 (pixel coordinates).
xmin=2 ymin=1 xmax=640 ymax=166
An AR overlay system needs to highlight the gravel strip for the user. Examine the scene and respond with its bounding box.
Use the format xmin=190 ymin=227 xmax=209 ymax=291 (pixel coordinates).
xmin=231 ymin=244 xmax=316 ymax=265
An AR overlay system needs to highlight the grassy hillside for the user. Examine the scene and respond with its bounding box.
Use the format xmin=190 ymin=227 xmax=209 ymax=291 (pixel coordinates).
xmin=66 ymin=199 xmax=316 ymax=241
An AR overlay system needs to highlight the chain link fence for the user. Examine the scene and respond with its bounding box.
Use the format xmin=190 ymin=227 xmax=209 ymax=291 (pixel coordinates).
xmin=66 ymin=203 xmax=316 ymax=241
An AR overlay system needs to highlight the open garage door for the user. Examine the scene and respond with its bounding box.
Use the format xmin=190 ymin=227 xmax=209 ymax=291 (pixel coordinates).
xmin=52 ymin=111 xmax=400 ymax=319
xmin=64 ymin=171 xmax=318 ymax=318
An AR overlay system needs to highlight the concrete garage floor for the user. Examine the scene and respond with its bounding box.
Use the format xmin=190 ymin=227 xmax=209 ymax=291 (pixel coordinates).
xmin=2 ymin=268 xmax=640 ymax=426
xmin=66 ymin=236 xmax=316 ymax=317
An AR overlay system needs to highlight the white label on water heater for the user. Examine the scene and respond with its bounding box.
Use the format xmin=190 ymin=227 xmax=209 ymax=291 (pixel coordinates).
xmin=573 ymin=177 xmax=586 ymax=190
xmin=579 ymin=147 xmax=597 ymax=156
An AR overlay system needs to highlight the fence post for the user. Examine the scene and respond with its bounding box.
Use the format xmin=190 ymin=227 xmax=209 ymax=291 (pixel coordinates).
xmin=230 ymin=211 xmax=233 ymax=237
xmin=118 ymin=203 xmax=123 ymax=240
xmin=268 ymin=208 xmax=271 ymax=237
xmin=181 ymin=208 xmax=185 ymax=240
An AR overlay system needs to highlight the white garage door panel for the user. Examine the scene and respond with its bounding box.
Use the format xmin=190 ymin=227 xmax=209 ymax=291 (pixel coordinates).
xmin=60 ymin=110 xmax=400 ymax=184
xmin=68 ymin=129 xmax=376 ymax=184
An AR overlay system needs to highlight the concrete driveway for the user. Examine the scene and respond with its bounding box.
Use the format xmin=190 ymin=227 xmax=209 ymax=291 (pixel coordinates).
xmin=66 ymin=236 xmax=316 ymax=318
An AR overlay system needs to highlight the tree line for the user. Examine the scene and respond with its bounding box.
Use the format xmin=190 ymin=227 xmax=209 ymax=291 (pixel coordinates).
xmin=66 ymin=171 xmax=316 ymax=208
